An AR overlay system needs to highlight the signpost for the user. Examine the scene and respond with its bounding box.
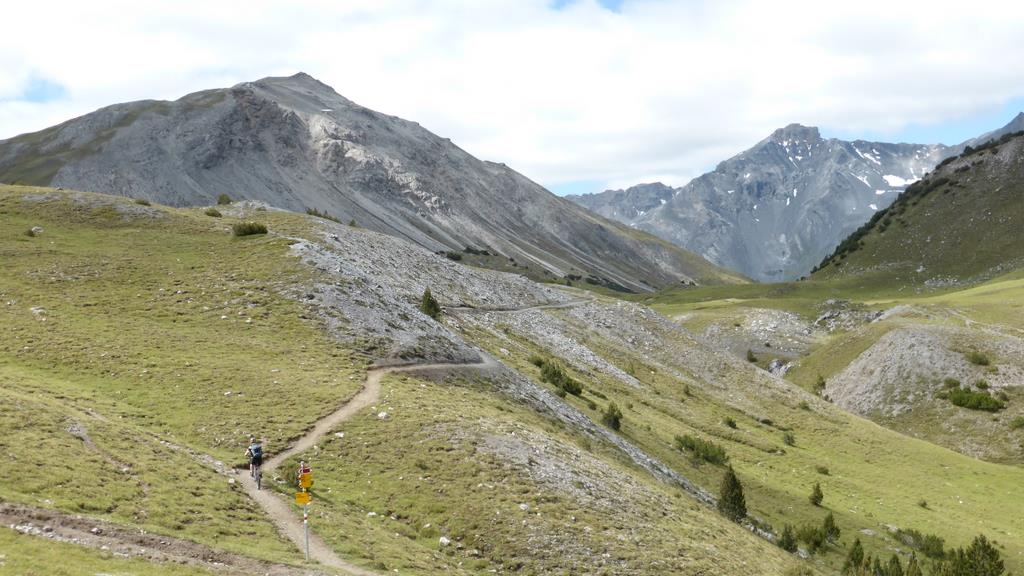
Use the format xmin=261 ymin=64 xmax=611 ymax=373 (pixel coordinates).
xmin=295 ymin=461 xmax=313 ymax=562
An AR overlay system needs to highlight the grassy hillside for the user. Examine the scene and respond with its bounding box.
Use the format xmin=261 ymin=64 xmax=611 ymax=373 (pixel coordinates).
xmin=814 ymin=131 xmax=1024 ymax=286
xmin=0 ymin=186 xmax=800 ymax=575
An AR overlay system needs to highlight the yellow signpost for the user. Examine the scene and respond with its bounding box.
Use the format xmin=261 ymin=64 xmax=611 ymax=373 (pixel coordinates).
xmin=296 ymin=465 xmax=313 ymax=562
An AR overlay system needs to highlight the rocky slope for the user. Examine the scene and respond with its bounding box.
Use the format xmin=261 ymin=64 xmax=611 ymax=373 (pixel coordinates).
xmin=570 ymin=124 xmax=948 ymax=281
xmin=0 ymin=73 xmax=742 ymax=293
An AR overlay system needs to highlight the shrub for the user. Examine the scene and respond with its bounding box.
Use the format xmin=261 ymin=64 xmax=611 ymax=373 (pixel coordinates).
xmin=444 ymin=251 xmax=463 ymax=261
xmin=133 ymin=198 xmax=151 ymax=206
xmin=717 ymin=466 xmax=746 ymax=522
xmin=947 ymin=386 xmax=1005 ymax=412
xmin=944 ymin=378 xmax=961 ymax=389
xmin=797 ymin=524 xmax=825 ymax=553
xmin=204 ymin=208 xmax=222 ymax=217
xmin=746 ymin=349 xmax=757 ymax=362
xmin=232 ymin=222 xmax=267 ymax=236
xmin=723 ymin=417 xmax=737 ymax=429
xmin=675 ymin=434 xmax=729 ymax=465
xmin=967 ymin=350 xmax=991 ymax=366
xmin=895 ymin=528 xmax=945 ymax=559
xmin=816 ymin=465 xmax=830 ymax=475
xmin=305 ymin=207 xmax=341 ymax=223
xmin=783 ymin=431 xmax=796 ymax=447
xmin=533 ymin=358 xmax=582 ymax=396
xmin=420 ymin=288 xmax=441 ymax=320
xmin=778 ymin=524 xmax=798 ymax=553
xmin=602 ymin=402 xmax=623 ymax=430
xmin=348 ymin=218 xmax=357 ymax=227
xmin=798 ymin=400 xmax=810 ymax=411
xmin=975 ymin=379 xmax=990 ymax=390
xmin=23 ymin=228 xmax=35 ymax=237
xmin=809 ymin=482 xmax=823 ymax=506
xmin=217 ymin=193 xmax=232 ymax=205
xmin=814 ymin=374 xmax=827 ymax=394
xmin=917 ymin=499 xmax=928 ymax=509
xmin=1010 ymin=416 xmax=1024 ymax=430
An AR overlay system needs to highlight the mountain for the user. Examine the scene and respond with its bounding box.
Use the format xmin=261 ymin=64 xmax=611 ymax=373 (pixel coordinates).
xmin=961 ymin=111 xmax=1024 ymax=149
xmin=814 ymin=129 xmax=1024 ymax=285
xmin=0 ymin=73 xmax=743 ymax=292
xmin=569 ymin=124 xmax=947 ymax=281
xmin=569 ymin=182 xmax=674 ymax=222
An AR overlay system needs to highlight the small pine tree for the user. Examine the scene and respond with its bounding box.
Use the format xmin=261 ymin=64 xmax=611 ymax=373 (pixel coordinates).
xmin=217 ymin=193 xmax=232 ymax=205
xmin=420 ymin=288 xmax=441 ymax=320
xmin=823 ymin=511 xmax=840 ymax=543
xmin=872 ymin=557 xmax=884 ymax=576
xmin=844 ymin=538 xmax=865 ymax=573
xmin=602 ymin=402 xmax=623 ymax=430
xmin=810 ymin=482 xmax=824 ymax=506
xmin=939 ymin=534 xmax=1005 ymax=576
xmin=717 ymin=466 xmax=747 ymax=522
xmin=887 ymin=554 xmax=904 ymax=576
xmin=746 ymin=348 xmax=757 ymax=362
xmin=778 ymin=524 xmax=798 ymax=553
xmin=905 ymin=554 xmax=922 ymax=576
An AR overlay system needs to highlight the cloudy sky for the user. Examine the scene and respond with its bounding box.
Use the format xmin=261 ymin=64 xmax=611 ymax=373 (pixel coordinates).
xmin=2 ymin=0 xmax=1023 ymax=195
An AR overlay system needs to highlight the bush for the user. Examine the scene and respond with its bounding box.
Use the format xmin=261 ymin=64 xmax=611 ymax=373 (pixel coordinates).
xmin=783 ymin=431 xmax=796 ymax=446
xmin=348 ymin=218 xmax=357 ymax=227
xmin=217 ymin=193 xmax=232 ymax=205
xmin=420 ymin=288 xmax=441 ymax=320
xmin=746 ymin=349 xmax=757 ymax=362
xmin=1010 ymin=416 xmax=1024 ymax=430
xmin=797 ymin=524 xmax=826 ymax=553
xmin=717 ymin=466 xmax=746 ymax=522
xmin=814 ymin=374 xmax=827 ymax=394
xmin=798 ymin=400 xmax=810 ymax=411
xmin=967 ymin=350 xmax=991 ymax=366
xmin=845 ymin=538 xmax=865 ymax=573
xmin=133 ymin=198 xmax=151 ymax=206
xmin=23 ymin=228 xmax=35 ymax=237
xmin=532 ymin=357 xmax=582 ymax=396
xmin=778 ymin=524 xmax=798 ymax=553
xmin=232 ymin=222 xmax=267 ymax=236
xmin=816 ymin=465 xmax=830 ymax=475
xmin=305 ymin=207 xmax=341 ymax=223
xmin=809 ymin=482 xmax=823 ymax=506
xmin=975 ymin=379 xmax=990 ymax=390
xmin=895 ymin=528 xmax=945 ymax=559
xmin=947 ymin=386 xmax=1005 ymax=412
xmin=444 ymin=251 xmax=463 ymax=261
xmin=204 ymin=208 xmax=222 ymax=217
xmin=602 ymin=402 xmax=623 ymax=430
xmin=723 ymin=417 xmax=737 ymax=429
xmin=675 ymin=434 xmax=729 ymax=465
xmin=944 ymin=378 xmax=961 ymax=389
xmin=939 ymin=534 xmax=1004 ymax=576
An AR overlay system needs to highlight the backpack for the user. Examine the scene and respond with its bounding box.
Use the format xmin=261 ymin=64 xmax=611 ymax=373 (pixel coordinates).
xmin=250 ymin=444 xmax=263 ymax=459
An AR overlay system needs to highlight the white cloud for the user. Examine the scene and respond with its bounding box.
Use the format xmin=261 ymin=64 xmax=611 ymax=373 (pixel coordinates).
xmin=1 ymin=0 xmax=1023 ymax=193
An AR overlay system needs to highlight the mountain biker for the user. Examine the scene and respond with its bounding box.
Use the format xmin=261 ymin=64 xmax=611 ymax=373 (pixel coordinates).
xmin=245 ymin=436 xmax=264 ymax=478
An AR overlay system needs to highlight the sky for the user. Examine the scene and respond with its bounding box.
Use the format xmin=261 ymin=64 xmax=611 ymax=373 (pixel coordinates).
xmin=1 ymin=0 xmax=1023 ymax=196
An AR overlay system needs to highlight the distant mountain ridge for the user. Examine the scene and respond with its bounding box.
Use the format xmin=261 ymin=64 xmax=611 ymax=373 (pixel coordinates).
xmin=0 ymin=73 xmax=744 ymax=292
xmin=569 ymin=115 xmax=1023 ymax=282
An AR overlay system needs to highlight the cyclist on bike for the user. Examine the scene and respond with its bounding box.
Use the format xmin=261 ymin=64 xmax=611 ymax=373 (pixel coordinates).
xmin=245 ymin=436 xmax=264 ymax=478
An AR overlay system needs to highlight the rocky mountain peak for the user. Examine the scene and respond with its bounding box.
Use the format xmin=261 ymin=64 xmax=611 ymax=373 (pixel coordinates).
xmin=768 ymin=123 xmax=821 ymax=144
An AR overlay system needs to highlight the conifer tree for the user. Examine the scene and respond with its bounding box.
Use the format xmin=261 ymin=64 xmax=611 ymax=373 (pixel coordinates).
xmin=420 ymin=288 xmax=441 ymax=320
xmin=777 ymin=524 xmax=798 ymax=553
xmin=844 ymin=538 xmax=865 ymax=574
xmin=717 ymin=466 xmax=747 ymax=522
xmin=905 ymin=554 xmax=922 ymax=576
xmin=809 ymin=482 xmax=824 ymax=506
xmin=823 ymin=511 xmax=840 ymax=543
xmin=887 ymin=554 xmax=904 ymax=576
xmin=872 ymin=557 xmax=884 ymax=576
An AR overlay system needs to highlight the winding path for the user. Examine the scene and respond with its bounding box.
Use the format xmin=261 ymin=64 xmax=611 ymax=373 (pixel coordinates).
xmin=237 ymin=355 xmax=501 ymax=573
xmin=234 ymin=295 xmax=587 ymax=573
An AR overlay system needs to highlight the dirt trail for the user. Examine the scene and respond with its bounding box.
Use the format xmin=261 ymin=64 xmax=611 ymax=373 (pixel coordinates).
xmin=237 ymin=351 xmax=502 ymax=574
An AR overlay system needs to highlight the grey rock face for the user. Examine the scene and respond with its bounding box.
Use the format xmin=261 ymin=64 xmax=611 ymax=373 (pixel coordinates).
xmin=571 ymin=124 xmax=947 ymax=281
xmin=0 ymin=73 xmax=735 ymax=292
